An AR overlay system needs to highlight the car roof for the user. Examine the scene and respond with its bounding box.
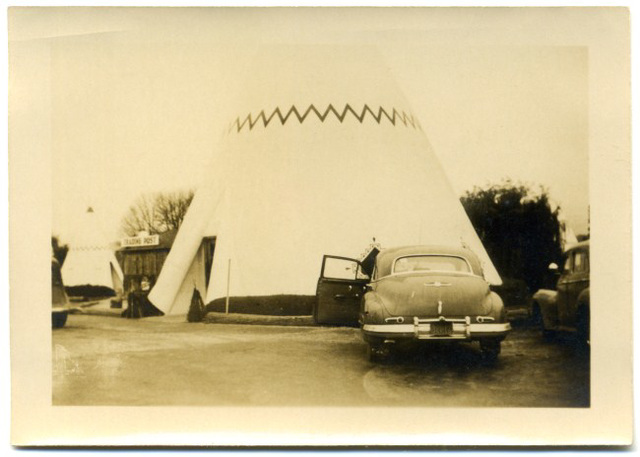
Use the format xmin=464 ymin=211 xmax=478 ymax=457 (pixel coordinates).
xmin=375 ymin=245 xmax=484 ymax=278
xmin=565 ymin=239 xmax=589 ymax=253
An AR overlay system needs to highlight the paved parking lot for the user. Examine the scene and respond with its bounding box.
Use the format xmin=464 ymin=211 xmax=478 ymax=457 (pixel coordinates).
xmin=52 ymin=313 xmax=589 ymax=407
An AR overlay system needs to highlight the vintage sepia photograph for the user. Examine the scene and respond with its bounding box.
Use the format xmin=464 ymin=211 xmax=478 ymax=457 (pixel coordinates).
xmin=8 ymin=6 xmax=632 ymax=446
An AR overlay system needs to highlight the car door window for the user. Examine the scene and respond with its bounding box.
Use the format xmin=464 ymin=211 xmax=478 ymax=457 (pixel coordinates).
xmin=585 ymin=251 xmax=589 ymax=274
xmin=563 ymin=254 xmax=573 ymax=273
xmin=573 ymin=251 xmax=587 ymax=273
xmin=355 ymin=266 xmax=370 ymax=280
xmin=370 ymin=264 xmax=378 ymax=281
xmin=322 ymin=256 xmax=362 ymax=281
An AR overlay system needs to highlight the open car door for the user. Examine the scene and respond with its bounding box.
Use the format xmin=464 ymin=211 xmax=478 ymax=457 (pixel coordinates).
xmin=314 ymin=255 xmax=370 ymax=326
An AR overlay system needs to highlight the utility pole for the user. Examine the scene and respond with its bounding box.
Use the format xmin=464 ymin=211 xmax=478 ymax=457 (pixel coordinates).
xmin=225 ymin=258 xmax=231 ymax=314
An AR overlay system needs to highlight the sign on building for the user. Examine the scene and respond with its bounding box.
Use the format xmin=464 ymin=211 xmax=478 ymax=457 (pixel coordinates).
xmin=121 ymin=234 xmax=160 ymax=248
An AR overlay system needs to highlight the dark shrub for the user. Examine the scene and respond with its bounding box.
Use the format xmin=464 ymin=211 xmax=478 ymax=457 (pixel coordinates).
xmin=461 ymin=180 xmax=563 ymax=292
xmin=205 ymin=295 xmax=314 ymax=316
xmin=65 ymin=285 xmax=115 ymax=299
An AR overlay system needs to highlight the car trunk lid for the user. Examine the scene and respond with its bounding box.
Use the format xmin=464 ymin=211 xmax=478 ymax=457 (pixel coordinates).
xmin=375 ymin=273 xmax=490 ymax=317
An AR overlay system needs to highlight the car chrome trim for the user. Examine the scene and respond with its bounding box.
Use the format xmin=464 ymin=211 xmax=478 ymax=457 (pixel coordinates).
xmin=424 ymin=282 xmax=452 ymax=287
xmin=561 ymin=279 xmax=590 ymax=284
xmin=362 ymin=321 xmax=511 ymax=336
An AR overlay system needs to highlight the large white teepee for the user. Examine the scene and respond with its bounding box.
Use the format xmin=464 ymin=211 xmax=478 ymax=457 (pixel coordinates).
xmin=61 ymin=207 xmax=124 ymax=293
xmin=149 ymin=45 xmax=501 ymax=315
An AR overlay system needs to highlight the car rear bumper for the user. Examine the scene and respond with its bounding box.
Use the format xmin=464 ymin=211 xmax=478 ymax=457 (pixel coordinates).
xmin=52 ymin=306 xmax=70 ymax=314
xmin=362 ymin=317 xmax=511 ymax=341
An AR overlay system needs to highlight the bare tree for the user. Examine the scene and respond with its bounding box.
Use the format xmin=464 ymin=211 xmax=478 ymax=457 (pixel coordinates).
xmin=155 ymin=190 xmax=195 ymax=233
xmin=121 ymin=190 xmax=194 ymax=236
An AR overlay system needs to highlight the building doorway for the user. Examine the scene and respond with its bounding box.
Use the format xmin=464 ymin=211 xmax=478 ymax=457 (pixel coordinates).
xmin=203 ymin=236 xmax=217 ymax=288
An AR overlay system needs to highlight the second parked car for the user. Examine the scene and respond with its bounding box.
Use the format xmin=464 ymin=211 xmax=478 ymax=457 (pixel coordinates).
xmin=531 ymin=240 xmax=590 ymax=345
xmin=52 ymin=258 xmax=72 ymax=328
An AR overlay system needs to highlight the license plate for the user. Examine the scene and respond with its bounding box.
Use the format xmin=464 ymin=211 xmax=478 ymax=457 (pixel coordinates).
xmin=430 ymin=321 xmax=453 ymax=336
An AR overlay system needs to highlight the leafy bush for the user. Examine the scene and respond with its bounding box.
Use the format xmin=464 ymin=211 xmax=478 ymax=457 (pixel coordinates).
xmin=461 ymin=180 xmax=563 ymax=292
xmin=491 ymin=277 xmax=530 ymax=309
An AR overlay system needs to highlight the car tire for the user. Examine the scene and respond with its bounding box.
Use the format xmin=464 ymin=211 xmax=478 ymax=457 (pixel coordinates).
xmin=368 ymin=342 xmax=392 ymax=363
xmin=480 ymin=350 xmax=498 ymax=366
xmin=532 ymin=304 xmax=555 ymax=341
xmin=367 ymin=343 xmax=379 ymax=362
xmin=52 ymin=312 xmax=68 ymax=329
xmin=576 ymin=306 xmax=590 ymax=347
xmin=480 ymin=339 xmax=500 ymax=365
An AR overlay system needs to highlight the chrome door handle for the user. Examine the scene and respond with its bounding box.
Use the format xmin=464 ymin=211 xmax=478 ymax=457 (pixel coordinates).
xmin=335 ymin=294 xmax=359 ymax=300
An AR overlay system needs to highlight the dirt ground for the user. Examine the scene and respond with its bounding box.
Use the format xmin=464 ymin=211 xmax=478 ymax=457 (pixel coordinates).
xmin=52 ymin=313 xmax=589 ymax=407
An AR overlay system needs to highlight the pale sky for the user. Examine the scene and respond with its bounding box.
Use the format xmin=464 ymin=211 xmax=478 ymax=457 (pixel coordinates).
xmin=10 ymin=8 xmax=589 ymax=244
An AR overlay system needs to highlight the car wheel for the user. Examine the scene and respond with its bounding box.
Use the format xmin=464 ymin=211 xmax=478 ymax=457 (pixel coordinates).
xmin=576 ymin=307 xmax=590 ymax=347
xmin=52 ymin=312 xmax=67 ymax=329
xmin=367 ymin=343 xmax=379 ymax=362
xmin=480 ymin=340 xmax=500 ymax=365
xmin=368 ymin=342 xmax=392 ymax=363
xmin=532 ymin=304 xmax=555 ymax=341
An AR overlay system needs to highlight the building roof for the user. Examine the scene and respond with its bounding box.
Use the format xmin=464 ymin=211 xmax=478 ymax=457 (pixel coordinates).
xmin=565 ymin=239 xmax=590 ymax=253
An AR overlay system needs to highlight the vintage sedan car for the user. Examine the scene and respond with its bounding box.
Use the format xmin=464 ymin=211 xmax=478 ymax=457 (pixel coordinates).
xmin=531 ymin=240 xmax=590 ymax=344
xmin=52 ymin=258 xmax=71 ymax=328
xmin=315 ymin=245 xmax=511 ymax=362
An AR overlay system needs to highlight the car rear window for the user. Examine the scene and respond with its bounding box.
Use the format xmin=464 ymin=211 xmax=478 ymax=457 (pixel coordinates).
xmin=393 ymin=255 xmax=471 ymax=274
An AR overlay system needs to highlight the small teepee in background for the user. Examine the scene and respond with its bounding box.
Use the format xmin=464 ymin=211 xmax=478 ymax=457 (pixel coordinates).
xmin=62 ymin=207 xmax=124 ymax=295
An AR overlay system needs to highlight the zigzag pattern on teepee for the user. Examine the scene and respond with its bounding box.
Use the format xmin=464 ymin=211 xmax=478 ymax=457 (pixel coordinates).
xmin=230 ymin=104 xmax=421 ymax=133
